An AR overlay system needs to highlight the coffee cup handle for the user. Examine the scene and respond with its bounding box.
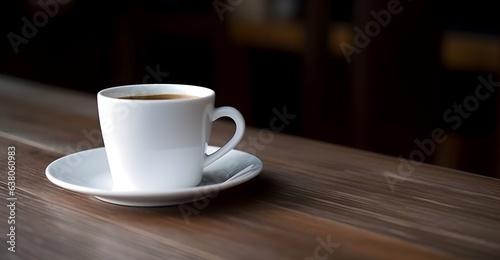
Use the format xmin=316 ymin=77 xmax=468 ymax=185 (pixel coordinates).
xmin=204 ymin=106 xmax=245 ymax=167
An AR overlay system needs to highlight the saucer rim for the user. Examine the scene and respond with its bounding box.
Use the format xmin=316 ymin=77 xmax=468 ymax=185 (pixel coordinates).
xmin=45 ymin=146 xmax=263 ymax=198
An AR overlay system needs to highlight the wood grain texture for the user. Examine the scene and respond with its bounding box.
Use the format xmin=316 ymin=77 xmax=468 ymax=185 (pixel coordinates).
xmin=0 ymin=75 xmax=499 ymax=259
xmin=0 ymin=137 xmax=452 ymax=260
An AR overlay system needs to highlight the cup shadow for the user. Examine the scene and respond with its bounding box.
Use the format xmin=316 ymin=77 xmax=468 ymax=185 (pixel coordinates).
xmin=140 ymin=171 xmax=277 ymax=216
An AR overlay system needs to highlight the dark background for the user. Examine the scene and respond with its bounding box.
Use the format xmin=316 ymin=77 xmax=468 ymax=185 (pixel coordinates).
xmin=1 ymin=0 xmax=499 ymax=177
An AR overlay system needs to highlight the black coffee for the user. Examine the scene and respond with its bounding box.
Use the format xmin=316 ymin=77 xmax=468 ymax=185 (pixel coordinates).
xmin=120 ymin=94 xmax=196 ymax=100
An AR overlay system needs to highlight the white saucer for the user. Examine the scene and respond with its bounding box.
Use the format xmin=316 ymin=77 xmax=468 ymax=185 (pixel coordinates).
xmin=45 ymin=146 xmax=263 ymax=207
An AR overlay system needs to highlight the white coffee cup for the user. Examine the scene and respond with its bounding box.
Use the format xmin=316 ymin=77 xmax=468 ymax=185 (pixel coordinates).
xmin=97 ymin=84 xmax=245 ymax=192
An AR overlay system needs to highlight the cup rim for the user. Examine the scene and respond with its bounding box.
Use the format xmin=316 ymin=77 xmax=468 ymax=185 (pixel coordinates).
xmin=97 ymin=84 xmax=214 ymax=101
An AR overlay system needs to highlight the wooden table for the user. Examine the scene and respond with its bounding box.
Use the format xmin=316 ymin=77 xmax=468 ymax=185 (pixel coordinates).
xmin=0 ymin=75 xmax=499 ymax=259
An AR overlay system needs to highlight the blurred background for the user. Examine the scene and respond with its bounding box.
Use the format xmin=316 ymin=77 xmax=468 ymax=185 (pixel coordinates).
xmin=1 ymin=0 xmax=499 ymax=177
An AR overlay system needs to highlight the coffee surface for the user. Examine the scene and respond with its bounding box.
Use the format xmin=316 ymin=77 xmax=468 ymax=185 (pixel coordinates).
xmin=120 ymin=94 xmax=196 ymax=100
